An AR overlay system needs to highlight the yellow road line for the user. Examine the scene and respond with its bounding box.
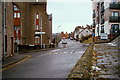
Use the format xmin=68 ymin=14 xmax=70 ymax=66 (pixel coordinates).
xmin=0 ymin=55 xmax=32 ymax=72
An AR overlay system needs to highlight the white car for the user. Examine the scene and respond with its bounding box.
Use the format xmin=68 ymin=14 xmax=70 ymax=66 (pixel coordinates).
xmin=70 ymin=37 xmax=73 ymax=40
xmin=62 ymin=39 xmax=67 ymax=44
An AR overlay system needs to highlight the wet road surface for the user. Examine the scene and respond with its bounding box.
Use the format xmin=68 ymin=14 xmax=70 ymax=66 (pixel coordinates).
xmin=3 ymin=39 xmax=88 ymax=78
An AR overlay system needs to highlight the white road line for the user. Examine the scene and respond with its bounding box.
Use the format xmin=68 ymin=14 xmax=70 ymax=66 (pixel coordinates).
xmin=51 ymin=49 xmax=61 ymax=52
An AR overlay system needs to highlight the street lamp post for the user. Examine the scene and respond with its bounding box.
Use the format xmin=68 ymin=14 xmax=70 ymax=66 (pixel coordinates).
xmin=40 ymin=17 xmax=42 ymax=49
xmin=56 ymin=26 xmax=60 ymax=45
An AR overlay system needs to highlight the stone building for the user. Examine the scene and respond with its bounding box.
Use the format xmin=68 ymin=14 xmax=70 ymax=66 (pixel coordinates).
xmin=2 ymin=2 xmax=52 ymax=58
xmin=92 ymin=0 xmax=120 ymax=42
xmin=2 ymin=2 xmax=14 ymax=57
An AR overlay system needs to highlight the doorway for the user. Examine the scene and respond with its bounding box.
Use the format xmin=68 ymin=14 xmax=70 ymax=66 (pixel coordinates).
xmin=11 ymin=37 xmax=14 ymax=55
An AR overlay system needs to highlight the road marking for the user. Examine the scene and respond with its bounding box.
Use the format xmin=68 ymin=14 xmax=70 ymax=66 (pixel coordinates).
xmin=51 ymin=49 xmax=61 ymax=52
xmin=37 ymin=50 xmax=84 ymax=58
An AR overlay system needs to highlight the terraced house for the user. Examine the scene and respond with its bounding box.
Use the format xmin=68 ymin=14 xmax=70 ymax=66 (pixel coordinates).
xmin=92 ymin=0 xmax=120 ymax=42
xmin=2 ymin=1 xmax=52 ymax=58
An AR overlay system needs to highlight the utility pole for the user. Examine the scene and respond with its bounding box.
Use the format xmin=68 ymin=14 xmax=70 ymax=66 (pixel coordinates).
xmin=56 ymin=26 xmax=60 ymax=45
xmin=98 ymin=2 xmax=99 ymax=37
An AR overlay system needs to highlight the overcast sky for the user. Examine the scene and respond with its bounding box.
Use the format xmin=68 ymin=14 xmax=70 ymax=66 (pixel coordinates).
xmin=47 ymin=0 xmax=92 ymax=33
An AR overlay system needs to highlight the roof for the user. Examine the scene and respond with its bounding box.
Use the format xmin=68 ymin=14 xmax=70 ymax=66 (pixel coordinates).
xmin=79 ymin=27 xmax=92 ymax=34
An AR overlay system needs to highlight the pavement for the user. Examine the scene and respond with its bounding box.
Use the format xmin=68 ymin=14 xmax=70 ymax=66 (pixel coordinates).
xmin=1 ymin=47 xmax=57 ymax=71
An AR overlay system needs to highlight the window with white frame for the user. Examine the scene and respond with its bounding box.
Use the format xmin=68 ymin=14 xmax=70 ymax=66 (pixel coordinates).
xmin=36 ymin=25 xmax=39 ymax=30
xmin=14 ymin=13 xmax=17 ymax=18
xmin=17 ymin=13 xmax=20 ymax=18
xmin=35 ymin=36 xmax=40 ymax=44
xmin=36 ymin=14 xmax=39 ymax=19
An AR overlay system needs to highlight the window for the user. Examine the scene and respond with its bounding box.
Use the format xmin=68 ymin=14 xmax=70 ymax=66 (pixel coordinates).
xmin=14 ymin=5 xmax=18 ymax=11
xmin=101 ymin=2 xmax=104 ymax=12
xmin=14 ymin=5 xmax=19 ymax=11
xmin=35 ymin=36 xmax=40 ymax=44
xmin=110 ymin=24 xmax=119 ymax=34
xmin=112 ymin=11 xmax=119 ymax=16
xmin=36 ymin=0 xmax=38 ymax=2
xmin=17 ymin=13 xmax=20 ymax=18
xmin=101 ymin=2 xmax=104 ymax=7
xmin=97 ymin=27 xmax=99 ymax=33
xmin=101 ymin=14 xmax=104 ymax=24
xmin=36 ymin=25 xmax=39 ymax=30
xmin=14 ymin=13 xmax=17 ymax=18
xmin=112 ymin=1 xmax=117 ymax=4
xmin=101 ymin=14 xmax=104 ymax=19
xmin=101 ymin=26 xmax=104 ymax=33
xmin=14 ymin=5 xmax=20 ymax=18
xmin=36 ymin=14 xmax=39 ymax=19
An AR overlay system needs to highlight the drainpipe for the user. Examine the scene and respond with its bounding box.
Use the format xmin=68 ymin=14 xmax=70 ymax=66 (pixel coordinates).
xmin=3 ymin=2 xmax=6 ymax=58
xmin=40 ymin=17 xmax=42 ymax=49
xmin=98 ymin=2 xmax=99 ymax=37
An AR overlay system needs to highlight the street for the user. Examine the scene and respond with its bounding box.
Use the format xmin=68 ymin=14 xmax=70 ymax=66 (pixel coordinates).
xmin=3 ymin=39 xmax=88 ymax=78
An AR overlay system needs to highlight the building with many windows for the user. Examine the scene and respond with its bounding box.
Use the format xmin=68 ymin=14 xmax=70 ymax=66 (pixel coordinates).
xmin=2 ymin=1 xmax=52 ymax=58
xmin=92 ymin=0 xmax=120 ymax=42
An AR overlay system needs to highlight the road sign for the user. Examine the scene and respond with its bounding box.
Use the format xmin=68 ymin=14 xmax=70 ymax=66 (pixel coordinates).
xmin=29 ymin=45 xmax=35 ymax=46
xmin=92 ymin=33 xmax=95 ymax=36
xmin=35 ymin=32 xmax=45 ymax=34
xmin=39 ymin=32 xmax=45 ymax=34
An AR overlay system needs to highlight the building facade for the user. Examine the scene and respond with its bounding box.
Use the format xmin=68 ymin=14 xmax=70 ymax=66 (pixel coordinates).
xmin=2 ymin=2 xmax=14 ymax=57
xmin=74 ymin=26 xmax=84 ymax=40
xmin=47 ymin=14 xmax=52 ymax=44
xmin=92 ymin=0 xmax=120 ymax=42
xmin=73 ymin=25 xmax=92 ymax=41
xmin=2 ymin=2 xmax=52 ymax=58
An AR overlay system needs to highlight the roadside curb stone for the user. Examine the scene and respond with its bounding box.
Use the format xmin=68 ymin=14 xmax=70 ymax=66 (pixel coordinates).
xmin=67 ymin=44 xmax=94 ymax=79
xmin=1 ymin=55 xmax=31 ymax=70
xmin=18 ymin=47 xmax=59 ymax=54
